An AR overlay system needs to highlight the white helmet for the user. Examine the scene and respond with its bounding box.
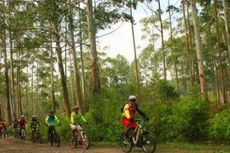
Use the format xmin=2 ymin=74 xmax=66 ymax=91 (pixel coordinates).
xmin=128 ymin=95 xmax=136 ymax=101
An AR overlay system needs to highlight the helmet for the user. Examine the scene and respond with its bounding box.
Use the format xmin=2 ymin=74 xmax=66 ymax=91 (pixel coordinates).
xmin=128 ymin=95 xmax=136 ymax=101
xmin=49 ymin=110 xmax=54 ymax=115
xmin=73 ymin=105 xmax=80 ymax=110
xmin=32 ymin=115 xmax=36 ymax=118
xmin=21 ymin=115 xmax=25 ymax=118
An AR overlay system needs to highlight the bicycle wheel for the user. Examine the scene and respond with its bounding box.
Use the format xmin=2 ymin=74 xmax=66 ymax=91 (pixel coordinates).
xmin=119 ymin=133 xmax=133 ymax=153
xmin=21 ymin=129 xmax=26 ymax=141
xmin=80 ymin=132 xmax=90 ymax=150
xmin=140 ymin=132 xmax=156 ymax=153
xmin=54 ymin=134 xmax=60 ymax=147
xmin=35 ymin=132 xmax=41 ymax=143
xmin=69 ymin=135 xmax=77 ymax=148
xmin=2 ymin=128 xmax=6 ymax=138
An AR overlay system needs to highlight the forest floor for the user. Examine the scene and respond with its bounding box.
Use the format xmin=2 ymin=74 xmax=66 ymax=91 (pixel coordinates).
xmin=0 ymin=137 xmax=230 ymax=153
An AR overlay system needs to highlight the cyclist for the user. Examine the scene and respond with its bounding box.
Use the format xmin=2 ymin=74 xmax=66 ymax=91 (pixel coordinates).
xmin=30 ymin=115 xmax=40 ymax=139
xmin=12 ymin=113 xmax=18 ymax=137
xmin=0 ymin=117 xmax=7 ymax=136
xmin=121 ymin=95 xmax=149 ymax=138
xmin=18 ymin=115 xmax=27 ymax=138
xmin=70 ymin=106 xmax=87 ymax=136
xmin=45 ymin=110 xmax=59 ymax=145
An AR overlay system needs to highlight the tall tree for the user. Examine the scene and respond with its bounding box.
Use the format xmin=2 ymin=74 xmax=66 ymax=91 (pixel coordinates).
xmin=156 ymin=0 xmax=167 ymax=80
xmin=191 ymin=0 xmax=208 ymax=99
xmin=86 ymin=0 xmax=101 ymax=94
xmin=214 ymin=0 xmax=227 ymax=103
xmin=130 ymin=3 xmax=141 ymax=102
xmin=68 ymin=1 xmax=83 ymax=109
xmin=223 ymin=0 xmax=230 ymax=64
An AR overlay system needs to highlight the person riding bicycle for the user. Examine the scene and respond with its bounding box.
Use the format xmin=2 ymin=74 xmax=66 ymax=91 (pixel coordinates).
xmin=70 ymin=106 xmax=87 ymax=136
xmin=45 ymin=110 xmax=59 ymax=145
xmin=12 ymin=113 xmax=18 ymax=137
xmin=0 ymin=117 xmax=7 ymax=132
xmin=121 ymin=95 xmax=149 ymax=138
xmin=30 ymin=115 xmax=40 ymax=138
xmin=18 ymin=115 xmax=27 ymax=133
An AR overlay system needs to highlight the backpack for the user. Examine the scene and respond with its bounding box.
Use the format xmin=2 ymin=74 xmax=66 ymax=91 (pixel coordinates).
xmin=121 ymin=103 xmax=126 ymax=113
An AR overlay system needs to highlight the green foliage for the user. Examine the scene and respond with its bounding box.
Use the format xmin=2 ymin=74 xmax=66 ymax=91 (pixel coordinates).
xmin=208 ymin=109 xmax=230 ymax=143
xmin=85 ymin=89 xmax=124 ymax=142
xmin=150 ymin=80 xmax=179 ymax=103
xmin=149 ymin=95 xmax=209 ymax=142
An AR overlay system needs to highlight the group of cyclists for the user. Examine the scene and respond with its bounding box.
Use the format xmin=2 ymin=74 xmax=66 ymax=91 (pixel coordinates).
xmin=0 ymin=95 xmax=149 ymax=148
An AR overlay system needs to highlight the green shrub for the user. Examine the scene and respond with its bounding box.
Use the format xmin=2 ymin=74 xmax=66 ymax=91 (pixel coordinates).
xmin=208 ymin=109 xmax=230 ymax=143
xmin=150 ymin=96 xmax=209 ymax=142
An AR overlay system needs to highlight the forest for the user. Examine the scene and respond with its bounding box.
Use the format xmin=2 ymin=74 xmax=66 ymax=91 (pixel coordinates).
xmin=0 ymin=0 xmax=230 ymax=148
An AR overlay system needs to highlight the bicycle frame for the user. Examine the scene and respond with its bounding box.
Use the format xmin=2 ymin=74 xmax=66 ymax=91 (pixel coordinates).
xmin=132 ymin=124 xmax=142 ymax=145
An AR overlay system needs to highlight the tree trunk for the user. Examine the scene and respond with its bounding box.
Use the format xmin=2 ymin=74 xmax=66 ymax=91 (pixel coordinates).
xmin=31 ymin=64 xmax=34 ymax=114
xmin=50 ymin=37 xmax=56 ymax=113
xmin=7 ymin=1 xmax=15 ymax=116
xmin=182 ymin=0 xmax=194 ymax=88
xmin=223 ymin=0 xmax=230 ymax=64
xmin=53 ymin=23 xmax=71 ymax=117
xmin=157 ymin=0 xmax=166 ymax=80
xmin=16 ymin=46 xmax=22 ymax=116
xmin=169 ymin=0 xmax=179 ymax=91
xmin=69 ymin=5 xmax=83 ymax=109
xmin=130 ymin=6 xmax=141 ymax=102
xmin=2 ymin=32 xmax=12 ymax=124
xmin=214 ymin=0 xmax=227 ymax=103
xmin=191 ymin=0 xmax=208 ymax=100
xmin=186 ymin=1 xmax=196 ymax=83
xmin=79 ymin=2 xmax=86 ymax=102
xmin=86 ymin=0 xmax=101 ymax=94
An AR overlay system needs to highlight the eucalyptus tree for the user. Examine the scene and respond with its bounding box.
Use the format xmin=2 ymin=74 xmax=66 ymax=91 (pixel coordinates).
xmin=191 ymin=0 xmax=208 ymax=100
xmin=37 ymin=0 xmax=71 ymax=116
xmin=67 ymin=0 xmax=83 ymax=109
xmin=167 ymin=1 xmax=180 ymax=91
xmin=181 ymin=0 xmax=195 ymax=86
xmin=223 ymin=0 xmax=230 ymax=64
xmin=213 ymin=0 xmax=227 ymax=103
xmin=0 ymin=1 xmax=11 ymax=123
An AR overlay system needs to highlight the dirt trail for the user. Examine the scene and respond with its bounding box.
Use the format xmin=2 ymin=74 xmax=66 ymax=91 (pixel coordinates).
xmin=0 ymin=137 xmax=145 ymax=153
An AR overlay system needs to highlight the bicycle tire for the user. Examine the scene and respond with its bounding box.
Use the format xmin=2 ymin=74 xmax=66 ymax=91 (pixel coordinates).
xmin=21 ymin=129 xmax=26 ymax=141
xmin=119 ymin=133 xmax=133 ymax=153
xmin=80 ymin=132 xmax=90 ymax=150
xmin=140 ymin=131 xmax=156 ymax=153
xmin=69 ymin=135 xmax=77 ymax=148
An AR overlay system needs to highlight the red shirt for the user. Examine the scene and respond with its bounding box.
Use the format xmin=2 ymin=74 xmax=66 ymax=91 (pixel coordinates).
xmin=18 ymin=118 xmax=26 ymax=127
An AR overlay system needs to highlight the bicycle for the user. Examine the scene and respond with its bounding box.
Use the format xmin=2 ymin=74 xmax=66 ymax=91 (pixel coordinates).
xmin=48 ymin=125 xmax=60 ymax=147
xmin=120 ymin=119 xmax=156 ymax=153
xmin=69 ymin=124 xmax=90 ymax=150
xmin=32 ymin=126 xmax=41 ymax=143
xmin=19 ymin=126 xmax=26 ymax=141
xmin=0 ymin=126 xmax=7 ymax=138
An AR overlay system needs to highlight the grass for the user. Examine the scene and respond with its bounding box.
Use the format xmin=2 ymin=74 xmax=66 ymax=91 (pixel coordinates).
xmin=157 ymin=142 xmax=230 ymax=153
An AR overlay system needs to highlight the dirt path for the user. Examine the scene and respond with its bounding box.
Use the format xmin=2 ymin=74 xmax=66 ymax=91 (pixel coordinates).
xmin=0 ymin=137 xmax=145 ymax=153
xmin=0 ymin=137 xmax=227 ymax=153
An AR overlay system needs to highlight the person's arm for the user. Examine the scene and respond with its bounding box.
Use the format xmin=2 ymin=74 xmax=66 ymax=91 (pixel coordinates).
xmin=123 ymin=104 xmax=131 ymax=119
xmin=136 ymin=104 xmax=149 ymax=120
xmin=45 ymin=116 xmax=48 ymax=125
xmin=80 ymin=114 xmax=87 ymax=123
xmin=55 ymin=115 xmax=59 ymax=125
xmin=70 ymin=112 xmax=75 ymax=124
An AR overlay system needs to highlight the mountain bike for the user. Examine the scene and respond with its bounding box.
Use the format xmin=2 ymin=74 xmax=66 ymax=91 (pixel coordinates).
xmin=0 ymin=126 xmax=7 ymax=138
xmin=120 ymin=119 xmax=156 ymax=153
xmin=32 ymin=126 xmax=41 ymax=143
xmin=19 ymin=126 xmax=26 ymax=141
xmin=69 ymin=124 xmax=90 ymax=150
xmin=48 ymin=125 xmax=60 ymax=147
